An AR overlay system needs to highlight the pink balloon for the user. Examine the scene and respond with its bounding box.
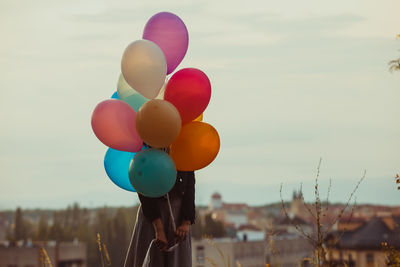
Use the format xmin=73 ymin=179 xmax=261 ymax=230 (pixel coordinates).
xmin=91 ymin=100 xmax=142 ymax=152
xmin=143 ymin=12 xmax=189 ymax=75
xmin=164 ymin=68 xmax=211 ymax=124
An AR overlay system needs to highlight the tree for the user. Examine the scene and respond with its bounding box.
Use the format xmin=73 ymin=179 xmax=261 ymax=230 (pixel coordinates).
xmin=191 ymin=211 xmax=203 ymax=239
xmin=14 ymin=207 xmax=25 ymax=241
xmin=48 ymin=211 xmax=64 ymax=242
xmin=203 ymin=214 xmax=226 ymax=238
xmin=389 ymin=58 xmax=400 ymax=72
xmin=109 ymin=208 xmax=130 ymax=267
xmin=36 ymin=213 xmax=49 ymax=241
xmin=279 ymin=159 xmax=365 ymax=267
xmin=71 ymin=202 xmax=81 ymax=231
xmin=389 ymin=34 xmax=400 ymax=72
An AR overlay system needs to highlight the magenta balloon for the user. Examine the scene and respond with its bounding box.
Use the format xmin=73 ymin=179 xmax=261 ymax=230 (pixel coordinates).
xmin=143 ymin=12 xmax=189 ymax=75
xmin=91 ymin=100 xmax=143 ymax=152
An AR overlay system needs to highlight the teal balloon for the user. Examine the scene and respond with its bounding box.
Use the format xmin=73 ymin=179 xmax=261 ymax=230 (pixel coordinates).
xmin=104 ymin=146 xmax=144 ymax=192
xmin=129 ymin=148 xmax=176 ymax=197
xmin=117 ymin=73 xmax=148 ymax=111
xmin=123 ymin=93 xmax=148 ymax=111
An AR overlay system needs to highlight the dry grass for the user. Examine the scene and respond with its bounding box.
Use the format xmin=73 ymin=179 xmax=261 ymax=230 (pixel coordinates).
xmin=279 ymin=159 xmax=366 ymax=267
xmin=382 ymin=242 xmax=400 ymax=267
xmin=389 ymin=33 xmax=400 ymax=72
xmin=97 ymin=233 xmax=111 ymax=267
xmin=203 ymin=236 xmax=232 ymax=267
xmin=39 ymin=247 xmax=53 ymax=267
xmin=389 ymin=59 xmax=400 ymax=72
xmin=203 ymin=235 xmax=244 ymax=267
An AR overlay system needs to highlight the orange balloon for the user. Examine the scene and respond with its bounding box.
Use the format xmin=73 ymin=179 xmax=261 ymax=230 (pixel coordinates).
xmin=170 ymin=121 xmax=220 ymax=171
xmin=136 ymin=99 xmax=182 ymax=148
xmin=193 ymin=113 xmax=203 ymax=122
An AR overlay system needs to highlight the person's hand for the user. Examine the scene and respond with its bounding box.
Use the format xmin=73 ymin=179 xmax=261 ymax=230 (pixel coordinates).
xmin=155 ymin=229 xmax=168 ymax=251
xmin=175 ymin=220 xmax=190 ymax=242
xmin=152 ymin=218 xmax=168 ymax=251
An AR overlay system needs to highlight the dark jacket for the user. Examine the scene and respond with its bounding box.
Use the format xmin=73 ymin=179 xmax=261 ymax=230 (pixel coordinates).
xmin=138 ymin=171 xmax=196 ymax=224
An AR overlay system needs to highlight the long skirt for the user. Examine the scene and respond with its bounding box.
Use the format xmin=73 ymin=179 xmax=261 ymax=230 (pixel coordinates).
xmin=124 ymin=196 xmax=192 ymax=267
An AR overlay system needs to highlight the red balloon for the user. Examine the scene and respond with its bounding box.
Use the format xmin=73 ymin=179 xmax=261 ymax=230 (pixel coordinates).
xmin=91 ymin=99 xmax=142 ymax=152
xmin=164 ymin=68 xmax=211 ymax=124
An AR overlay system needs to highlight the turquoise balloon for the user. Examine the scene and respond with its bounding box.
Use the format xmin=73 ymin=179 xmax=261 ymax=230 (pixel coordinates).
xmin=104 ymin=148 xmax=138 ymax=192
xmin=117 ymin=73 xmax=148 ymax=111
xmin=123 ymin=93 xmax=148 ymax=112
xmin=129 ymin=148 xmax=176 ymax=197
xmin=111 ymin=91 xmax=120 ymax=99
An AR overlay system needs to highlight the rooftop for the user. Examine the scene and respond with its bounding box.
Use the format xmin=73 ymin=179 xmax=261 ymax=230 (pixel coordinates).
xmin=326 ymin=216 xmax=400 ymax=250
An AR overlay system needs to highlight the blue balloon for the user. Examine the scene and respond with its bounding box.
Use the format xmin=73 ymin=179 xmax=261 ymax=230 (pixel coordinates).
xmin=104 ymin=146 xmax=144 ymax=192
xmin=111 ymin=91 xmax=120 ymax=99
xmin=129 ymin=149 xmax=177 ymax=197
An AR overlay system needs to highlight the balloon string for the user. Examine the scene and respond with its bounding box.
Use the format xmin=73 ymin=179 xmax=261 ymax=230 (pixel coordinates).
xmin=166 ymin=193 xmax=176 ymax=232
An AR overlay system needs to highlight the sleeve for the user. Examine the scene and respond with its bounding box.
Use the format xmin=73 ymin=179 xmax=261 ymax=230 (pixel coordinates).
xmin=138 ymin=194 xmax=161 ymax=222
xmin=180 ymin=171 xmax=196 ymax=224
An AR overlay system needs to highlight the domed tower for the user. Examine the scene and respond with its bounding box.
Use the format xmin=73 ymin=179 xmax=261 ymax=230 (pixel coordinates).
xmin=209 ymin=192 xmax=222 ymax=210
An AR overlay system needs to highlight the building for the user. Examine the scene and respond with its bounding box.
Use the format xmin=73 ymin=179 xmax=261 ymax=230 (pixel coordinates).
xmin=273 ymin=215 xmax=313 ymax=236
xmin=237 ymin=224 xmax=265 ymax=242
xmin=222 ymin=203 xmax=249 ymax=228
xmin=325 ymin=216 xmax=400 ymax=267
xmin=247 ymin=207 xmax=273 ymax=232
xmin=0 ymin=219 xmax=9 ymax=241
xmin=208 ymin=192 xmax=249 ymax=228
xmin=290 ymin=190 xmax=307 ymax=219
xmin=0 ymin=241 xmax=87 ymax=267
xmin=265 ymin=233 xmax=313 ymax=267
xmin=0 ymin=213 xmax=12 ymax=242
xmin=192 ymin=238 xmax=266 ymax=267
xmin=209 ymin=192 xmax=223 ymax=210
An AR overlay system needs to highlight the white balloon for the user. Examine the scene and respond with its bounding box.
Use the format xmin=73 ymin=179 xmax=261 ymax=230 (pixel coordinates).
xmin=121 ymin=40 xmax=167 ymax=99
xmin=117 ymin=73 xmax=135 ymax=99
xmin=155 ymin=78 xmax=168 ymax=100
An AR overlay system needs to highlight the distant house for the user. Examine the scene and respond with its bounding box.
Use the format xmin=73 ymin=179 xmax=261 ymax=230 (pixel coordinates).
xmin=0 ymin=218 xmax=9 ymax=241
xmin=237 ymin=224 xmax=265 ymax=241
xmin=265 ymin=215 xmax=314 ymax=267
xmin=192 ymin=238 xmax=266 ymax=267
xmin=0 ymin=241 xmax=87 ymax=267
xmin=325 ymin=216 xmax=400 ymax=267
xmin=208 ymin=192 xmax=249 ymax=229
xmin=222 ymin=203 xmax=249 ymax=229
xmin=273 ymin=215 xmax=313 ymax=236
xmin=265 ymin=234 xmax=313 ymax=267
xmin=209 ymin=192 xmax=223 ymax=210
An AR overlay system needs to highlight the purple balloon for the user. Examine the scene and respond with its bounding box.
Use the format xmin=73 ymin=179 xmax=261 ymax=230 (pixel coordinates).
xmin=143 ymin=12 xmax=189 ymax=75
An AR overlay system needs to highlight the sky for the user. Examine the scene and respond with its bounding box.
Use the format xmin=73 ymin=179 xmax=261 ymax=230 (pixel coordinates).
xmin=0 ymin=0 xmax=399 ymax=210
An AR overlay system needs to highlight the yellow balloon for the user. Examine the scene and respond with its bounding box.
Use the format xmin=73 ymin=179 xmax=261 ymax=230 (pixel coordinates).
xmin=193 ymin=113 xmax=203 ymax=122
xmin=170 ymin=121 xmax=220 ymax=171
xmin=136 ymin=99 xmax=181 ymax=148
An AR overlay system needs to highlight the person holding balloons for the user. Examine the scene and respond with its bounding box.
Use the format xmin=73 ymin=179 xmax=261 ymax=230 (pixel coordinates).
xmin=124 ymin=162 xmax=196 ymax=267
xmin=91 ymin=11 xmax=220 ymax=267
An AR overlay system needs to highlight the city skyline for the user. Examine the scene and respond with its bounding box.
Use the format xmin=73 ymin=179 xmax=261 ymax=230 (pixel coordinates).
xmin=1 ymin=0 xmax=399 ymax=210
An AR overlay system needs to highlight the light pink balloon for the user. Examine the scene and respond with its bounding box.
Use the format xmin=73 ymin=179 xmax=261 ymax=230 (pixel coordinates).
xmin=91 ymin=99 xmax=142 ymax=152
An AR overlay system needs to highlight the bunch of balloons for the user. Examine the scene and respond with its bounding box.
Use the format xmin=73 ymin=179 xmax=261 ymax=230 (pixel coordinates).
xmin=91 ymin=12 xmax=220 ymax=198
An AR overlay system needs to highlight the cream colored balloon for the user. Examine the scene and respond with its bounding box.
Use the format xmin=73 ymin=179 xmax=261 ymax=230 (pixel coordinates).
xmin=117 ymin=73 xmax=135 ymax=99
xmin=121 ymin=40 xmax=167 ymax=99
xmin=136 ymin=99 xmax=182 ymax=148
xmin=155 ymin=79 xmax=168 ymax=100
